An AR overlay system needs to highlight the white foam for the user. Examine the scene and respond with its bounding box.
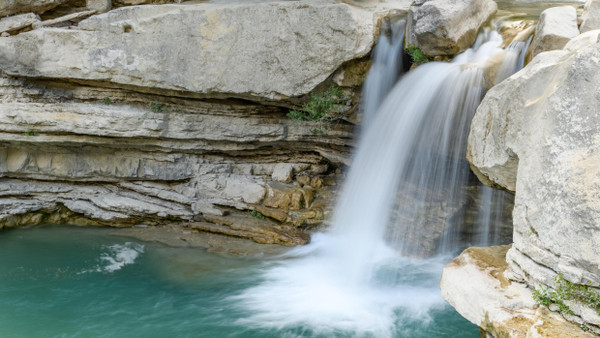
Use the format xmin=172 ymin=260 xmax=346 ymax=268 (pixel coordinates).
xmin=81 ymin=242 xmax=145 ymax=274
xmin=233 ymin=234 xmax=450 ymax=337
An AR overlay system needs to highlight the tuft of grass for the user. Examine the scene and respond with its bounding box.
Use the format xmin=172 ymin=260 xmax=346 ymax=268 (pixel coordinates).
xmin=23 ymin=130 xmax=37 ymax=136
xmin=287 ymin=86 xmax=349 ymax=134
xmin=102 ymin=97 xmax=112 ymax=105
xmin=406 ymin=44 xmax=430 ymax=65
xmin=148 ymin=101 xmax=182 ymax=114
xmin=248 ymin=210 xmax=265 ymax=219
xmin=149 ymin=101 xmax=166 ymax=113
xmin=532 ymin=272 xmax=600 ymax=329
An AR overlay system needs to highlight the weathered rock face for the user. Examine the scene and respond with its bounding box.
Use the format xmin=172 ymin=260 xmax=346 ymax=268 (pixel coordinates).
xmin=466 ymin=36 xmax=600 ymax=331
xmin=531 ymin=6 xmax=579 ymax=58
xmin=0 ymin=1 xmax=379 ymax=102
xmin=0 ymin=0 xmax=70 ymax=17
xmin=0 ymin=74 xmax=349 ymax=245
xmin=0 ymin=0 xmax=408 ymax=245
xmin=0 ymin=13 xmax=40 ymax=34
xmin=441 ymin=246 xmax=595 ymax=337
xmin=581 ymin=0 xmax=600 ymax=33
xmin=405 ymin=0 xmax=497 ymax=56
xmin=86 ymin=0 xmax=111 ymax=13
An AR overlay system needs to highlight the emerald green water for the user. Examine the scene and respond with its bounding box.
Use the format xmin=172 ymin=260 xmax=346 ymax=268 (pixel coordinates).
xmin=0 ymin=226 xmax=478 ymax=337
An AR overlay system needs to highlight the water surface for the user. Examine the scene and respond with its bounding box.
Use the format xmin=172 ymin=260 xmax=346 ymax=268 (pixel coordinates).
xmin=0 ymin=226 xmax=478 ymax=337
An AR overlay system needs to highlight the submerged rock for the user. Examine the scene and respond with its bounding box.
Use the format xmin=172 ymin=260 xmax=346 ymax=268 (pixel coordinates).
xmin=405 ymin=0 xmax=497 ymax=56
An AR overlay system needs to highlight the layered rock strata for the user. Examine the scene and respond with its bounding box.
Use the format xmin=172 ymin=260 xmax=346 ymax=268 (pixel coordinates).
xmin=0 ymin=0 xmax=408 ymax=245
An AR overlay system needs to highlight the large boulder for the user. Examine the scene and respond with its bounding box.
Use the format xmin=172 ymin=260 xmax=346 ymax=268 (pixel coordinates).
xmin=441 ymin=246 xmax=595 ymax=337
xmin=581 ymin=0 xmax=600 ymax=33
xmin=0 ymin=1 xmax=379 ymax=101
xmin=467 ymin=37 xmax=600 ymax=330
xmin=0 ymin=0 xmax=70 ymax=17
xmin=531 ymin=6 xmax=579 ymax=58
xmin=405 ymin=0 xmax=497 ymax=56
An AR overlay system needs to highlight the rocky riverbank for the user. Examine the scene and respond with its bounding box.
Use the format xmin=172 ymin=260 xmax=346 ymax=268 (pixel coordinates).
xmin=443 ymin=1 xmax=600 ymax=336
xmin=0 ymin=0 xmax=412 ymax=245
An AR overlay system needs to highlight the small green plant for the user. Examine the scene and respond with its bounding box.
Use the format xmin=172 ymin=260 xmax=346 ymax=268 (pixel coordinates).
xmin=149 ymin=101 xmax=166 ymax=113
xmin=23 ymin=130 xmax=37 ymax=136
xmin=287 ymin=86 xmax=349 ymax=134
xmin=248 ymin=210 xmax=265 ymax=219
xmin=532 ymin=272 xmax=600 ymax=324
xmin=102 ymin=97 xmax=112 ymax=105
xmin=406 ymin=44 xmax=430 ymax=65
xmin=148 ymin=101 xmax=183 ymax=114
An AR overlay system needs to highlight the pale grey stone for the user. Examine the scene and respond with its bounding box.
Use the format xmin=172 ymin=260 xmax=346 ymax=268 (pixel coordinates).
xmin=271 ymin=163 xmax=294 ymax=182
xmin=31 ymin=10 xmax=96 ymax=29
xmin=531 ymin=6 xmax=579 ymax=57
xmin=0 ymin=13 xmax=40 ymax=34
xmin=405 ymin=0 xmax=497 ymax=56
xmin=441 ymin=246 xmax=596 ymax=337
xmin=86 ymin=0 xmax=111 ymax=14
xmin=468 ymin=38 xmax=600 ymax=328
xmin=0 ymin=0 xmax=70 ymax=17
xmin=581 ymin=0 xmax=600 ymax=33
xmin=0 ymin=1 xmax=380 ymax=101
xmin=563 ymin=29 xmax=600 ymax=52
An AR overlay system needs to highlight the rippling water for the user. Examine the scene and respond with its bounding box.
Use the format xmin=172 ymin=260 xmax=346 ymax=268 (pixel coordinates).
xmin=0 ymin=226 xmax=478 ymax=337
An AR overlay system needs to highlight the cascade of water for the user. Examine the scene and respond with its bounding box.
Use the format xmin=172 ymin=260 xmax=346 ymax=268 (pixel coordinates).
xmin=494 ymin=34 xmax=533 ymax=84
xmin=236 ymin=26 xmax=527 ymax=337
xmin=476 ymin=186 xmax=510 ymax=246
xmin=360 ymin=18 xmax=406 ymax=127
xmin=473 ymin=32 xmax=532 ymax=247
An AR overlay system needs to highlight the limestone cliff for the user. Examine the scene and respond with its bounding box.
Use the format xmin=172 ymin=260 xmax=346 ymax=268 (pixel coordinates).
xmin=443 ymin=2 xmax=600 ymax=333
xmin=0 ymin=0 xmax=409 ymax=245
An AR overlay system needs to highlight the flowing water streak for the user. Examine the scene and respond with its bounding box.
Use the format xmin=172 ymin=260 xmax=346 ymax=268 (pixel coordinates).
xmin=475 ymin=32 xmax=532 ymax=247
xmin=360 ymin=18 xmax=406 ymax=127
xmin=494 ymin=35 xmax=532 ymax=84
xmin=477 ymin=186 xmax=509 ymax=246
xmin=235 ymin=33 xmax=513 ymax=336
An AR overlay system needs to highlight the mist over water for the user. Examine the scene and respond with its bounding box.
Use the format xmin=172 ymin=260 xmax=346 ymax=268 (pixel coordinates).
xmin=235 ymin=28 xmax=527 ymax=336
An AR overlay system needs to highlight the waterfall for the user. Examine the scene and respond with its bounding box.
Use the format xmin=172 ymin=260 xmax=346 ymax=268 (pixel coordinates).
xmin=235 ymin=26 xmax=527 ymax=337
xmin=360 ymin=18 xmax=406 ymax=127
xmin=494 ymin=35 xmax=533 ymax=84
